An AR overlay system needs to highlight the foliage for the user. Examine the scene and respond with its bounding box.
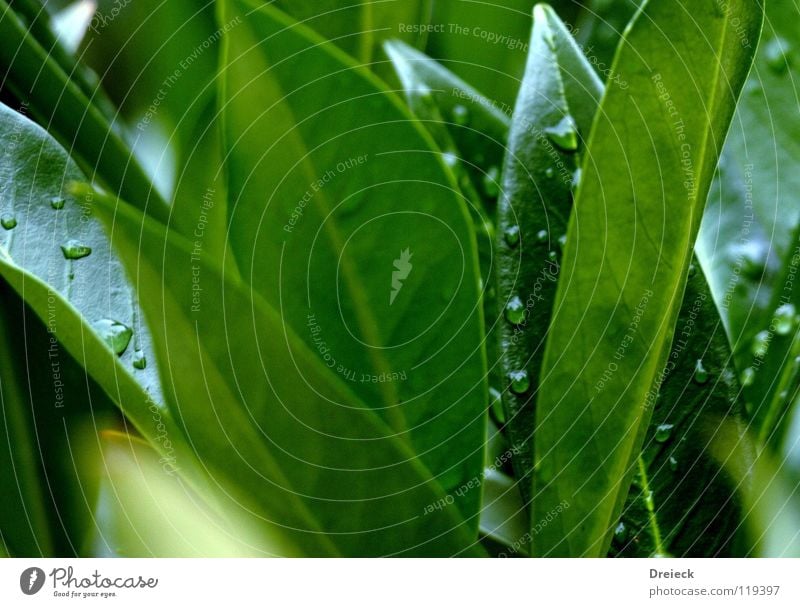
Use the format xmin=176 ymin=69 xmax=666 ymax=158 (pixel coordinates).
xmin=2 ymin=0 xmax=799 ymax=558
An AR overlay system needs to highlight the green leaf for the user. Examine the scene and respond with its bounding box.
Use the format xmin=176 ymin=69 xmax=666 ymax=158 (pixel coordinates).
xmin=384 ymin=38 xmax=510 ymax=209
xmin=219 ymin=0 xmax=487 ymax=525
xmin=495 ymin=4 xmax=603 ymax=509
xmin=532 ymin=0 xmax=762 ymax=557
xmin=572 ymin=0 xmax=641 ymax=71
xmin=169 ymin=101 xmax=233 ymax=268
xmin=273 ymin=0 xmax=432 ymax=68
xmin=0 ymin=281 xmax=121 ymax=557
xmin=79 ymin=1 xmax=236 ymax=258
xmin=479 ymin=468 xmax=528 ymax=555
xmin=707 ymin=421 xmax=800 ymax=557
xmin=611 ymin=265 xmax=747 ymax=557
xmin=0 ymin=101 xmax=197 ymax=515
xmin=699 ymin=0 xmax=800 ymax=440
xmin=81 ymin=0 xmax=218 ymax=133
xmin=384 ymin=39 xmax=506 ymax=401
xmin=7 ymin=0 xmax=116 ymax=115
xmin=0 ymin=287 xmax=54 ymax=557
xmin=697 ymin=156 xmax=781 ymax=358
xmin=84 ymin=184 xmax=486 ymax=557
xmin=423 ymin=0 xmax=534 ymax=108
xmin=0 ymin=0 xmax=167 ymax=218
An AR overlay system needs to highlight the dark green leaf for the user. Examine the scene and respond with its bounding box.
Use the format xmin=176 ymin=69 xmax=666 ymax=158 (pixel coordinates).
xmin=219 ymin=0 xmax=487 ymax=526
xmin=0 ymin=0 xmax=167 ymax=218
xmin=84 ymin=184 xmax=486 ymax=557
xmin=0 ymin=282 xmax=120 ymax=557
xmin=611 ymin=265 xmax=747 ymax=557
xmin=273 ymin=0 xmax=432 ymax=68
xmin=423 ymin=0 xmax=534 ymax=107
xmin=532 ymin=0 xmax=762 ymax=557
xmin=495 ymin=4 xmax=602 ymax=509
xmin=384 ymin=38 xmax=510 ymax=212
xmin=384 ymin=39 xmax=506 ymax=402
xmin=0 ymin=287 xmax=54 ymax=557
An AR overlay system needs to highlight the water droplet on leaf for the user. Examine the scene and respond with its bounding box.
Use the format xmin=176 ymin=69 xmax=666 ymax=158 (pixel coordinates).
xmin=545 ymin=167 xmax=555 ymax=178
xmin=451 ymin=104 xmax=469 ymax=126
xmin=655 ymin=423 xmax=674 ymax=443
xmin=765 ymin=37 xmax=791 ymax=74
xmin=489 ymin=387 xmax=505 ymax=424
xmin=133 ymin=351 xmax=147 ymax=370
xmin=508 ymin=370 xmax=530 ymax=394
xmin=741 ymin=367 xmax=756 ymax=387
xmin=504 ymin=225 xmax=520 ymax=247
xmin=752 ymin=330 xmax=771 ymax=358
xmin=505 ymin=296 xmax=526 ymax=325
xmin=693 ymin=359 xmax=709 ymax=385
xmin=536 ymin=229 xmax=548 ymax=243
xmin=50 ymin=196 xmax=66 ymax=210
xmin=442 ymin=151 xmax=458 ymax=168
xmin=557 ymin=234 xmax=567 ymax=250
xmin=94 ymin=319 xmax=133 ymax=356
xmin=571 ymin=167 xmax=582 ymax=191
xmin=1 ymin=214 xmax=17 ymax=230
xmin=668 ymin=456 xmax=678 ymax=472
xmin=61 ymin=240 xmax=92 ymax=260
xmin=544 ymin=115 xmax=579 ymax=152
xmin=774 ymin=303 xmax=797 ymax=336
xmin=613 ymin=521 xmax=628 ymax=544
xmin=483 ymin=166 xmax=500 ymax=198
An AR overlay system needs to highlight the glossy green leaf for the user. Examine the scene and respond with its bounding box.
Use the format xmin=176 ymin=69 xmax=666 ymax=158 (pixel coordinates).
xmin=495 ymin=4 xmax=603 ymax=509
xmin=699 ymin=0 xmax=800 ymax=440
xmin=532 ymin=0 xmax=762 ymax=557
xmin=84 ymin=184 xmax=486 ymax=557
xmin=384 ymin=38 xmax=510 ymax=211
xmin=611 ymin=264 xmax=747 ymax=557
xmin=0 ymin=0 xmax=167 ymax=218
xmin=0 ymin=101 xmax=197 ymax=511
xmin=384 ymin=39 xmax=506 ymax=401
xmin=219 ymin=0 xmax=487 ymax=525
